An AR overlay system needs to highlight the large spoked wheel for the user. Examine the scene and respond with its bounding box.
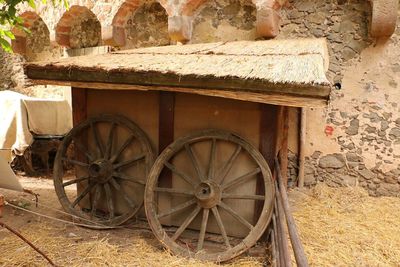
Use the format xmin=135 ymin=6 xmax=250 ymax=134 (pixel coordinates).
xmin=145 ymin=129 xmax=274 ymax=262
xmin=54 ymin=114 xmax=154 ymax=227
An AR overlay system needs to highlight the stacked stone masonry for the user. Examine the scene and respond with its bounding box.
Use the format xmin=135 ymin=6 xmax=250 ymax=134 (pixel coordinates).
xmin=0 ymin=0 xmax=399 ymax=196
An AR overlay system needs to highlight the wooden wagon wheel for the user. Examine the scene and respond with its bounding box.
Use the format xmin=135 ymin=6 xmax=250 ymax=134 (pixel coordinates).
xmin=145 ymin=129 xmax=274 ymax=262
xmin=54 ymin=114 xmax=154 ymax=227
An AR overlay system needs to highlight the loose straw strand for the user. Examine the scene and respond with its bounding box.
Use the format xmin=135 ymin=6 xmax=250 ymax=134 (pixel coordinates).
xmin=0 ymin=221 xmax=56 ymax=266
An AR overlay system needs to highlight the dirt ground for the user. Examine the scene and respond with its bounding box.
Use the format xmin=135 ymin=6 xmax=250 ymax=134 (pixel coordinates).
xmin=0 ymin=176 xmax=265 ymax=267
xmin=1 ymin=176 xmax=400 ymax=266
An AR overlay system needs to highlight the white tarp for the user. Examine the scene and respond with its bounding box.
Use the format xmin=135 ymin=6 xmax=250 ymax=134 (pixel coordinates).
xmin=0 ymin=156 xmax=23 ymax=191
xmin=0 ymin=90 xmax=72 ymax=157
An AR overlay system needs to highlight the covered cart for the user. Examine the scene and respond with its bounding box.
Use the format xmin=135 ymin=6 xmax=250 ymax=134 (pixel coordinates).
xmin=25 ymin=39 xmax=330 ymax=262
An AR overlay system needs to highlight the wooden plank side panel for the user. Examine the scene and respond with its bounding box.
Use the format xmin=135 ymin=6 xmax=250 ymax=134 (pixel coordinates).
xmin=172 ymin=93 xmax=261 ymax=237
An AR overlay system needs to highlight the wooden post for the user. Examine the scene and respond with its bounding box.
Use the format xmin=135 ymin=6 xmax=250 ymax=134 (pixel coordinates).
xmin=71 ymin=87 xmax=87 ymax=126
xmin=256 ymin=104 xmax=280 ymax=223
xmin=279 ymin=107 xmax=289 ymax=188
xmin=270 ymin=227 xmax=278 ymax=267
xmin=71 ymin=88 xmax=88 ymax=205
xmin=158 ymin=92 xmax=175 ymax=188
xmin=275 ymin=182 xmax=292 ymax=267
xmin=298 ymin=108 xmax=307 ymax=187
xmin=276 ymin=159 xmax=309 ymax=267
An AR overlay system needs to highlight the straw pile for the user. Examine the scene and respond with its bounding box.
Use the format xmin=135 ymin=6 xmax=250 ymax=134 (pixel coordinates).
xmin=291 ymin=184 xmax=400 ymax=266
xmin=0 ymin=221 xmax=263 ymax=267
xmin=26 ymin=39 xmax=330 ymax=87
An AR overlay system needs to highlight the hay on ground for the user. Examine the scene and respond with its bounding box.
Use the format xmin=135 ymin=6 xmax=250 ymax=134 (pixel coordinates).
xmin=0 ymin=222 xmax=263 ymax=267
xmin=291 ymin=184 xmax=400 ymax=266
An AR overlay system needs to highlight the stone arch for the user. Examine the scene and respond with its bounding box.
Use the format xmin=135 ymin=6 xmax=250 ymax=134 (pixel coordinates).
xmin=110 ymin=0 xmax=170 ymax=48
xmin=182 ymin=0 xmax=208 ymax=16
xmin=56 ymin=5 xmax=101 ymax=49
xmin=11 ymin=12 xmax=51 ymax=60
xmin=191 ymin=0 xmax=257 ymax=43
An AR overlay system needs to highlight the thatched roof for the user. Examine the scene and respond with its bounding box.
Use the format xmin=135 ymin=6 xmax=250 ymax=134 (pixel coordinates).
xmin=25 ymin=39 xmax=331 ymax=107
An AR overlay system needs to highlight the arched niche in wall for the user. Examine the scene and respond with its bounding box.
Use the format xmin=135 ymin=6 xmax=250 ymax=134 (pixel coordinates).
xmin=112 ymin=0 xmax=170 ymax=49
xmin=11 ymin=12 xmax=51 ymax=61
xmin=56 ymin=6 xmax=101 ymax=49
xmin=191 ymin=0 xmax=257 ymax=43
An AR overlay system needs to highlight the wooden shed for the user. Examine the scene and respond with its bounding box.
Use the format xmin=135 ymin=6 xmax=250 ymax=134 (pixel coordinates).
xmin=25 ymin=38 xmax=330 ymax=262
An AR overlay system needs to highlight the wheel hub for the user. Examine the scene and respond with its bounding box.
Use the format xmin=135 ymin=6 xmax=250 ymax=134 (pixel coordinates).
xmin=89 ymin=160 xmax=113 ymax=183
xmin=195 ymin=181 xmax=221 ymax=208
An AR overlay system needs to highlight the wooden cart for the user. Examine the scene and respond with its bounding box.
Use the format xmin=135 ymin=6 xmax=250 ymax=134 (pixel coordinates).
xmin=25 ymin=39 xmax=330 ymax=262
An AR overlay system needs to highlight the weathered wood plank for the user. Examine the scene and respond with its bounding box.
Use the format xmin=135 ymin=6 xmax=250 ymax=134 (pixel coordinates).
xmin=298 ymin=108 xmax=307 ymax=187
xmin=71 ymin=87 xmax=87 ymax=126
xmin=27 ymin=79 xmax=327 ymax=108
xmin=255 ymin=104 xmax=281 ymax=224
xmin=25 ymin=66 xmax=330 ymax=99
xmin=276 ymin=159 xmax=309 ymax=267
xmin=158 ymin=92 xmax=175 ymax=153
xmin=158 ymin=92 xmax=175 ymax=188
xmin=279 ymin=107 xmax=289 ymax=188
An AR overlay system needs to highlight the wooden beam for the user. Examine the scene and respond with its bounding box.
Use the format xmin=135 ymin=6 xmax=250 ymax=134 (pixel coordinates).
xmin=259 ymin=104 xmax=281 ymax=169
xmin=158 ymin=92 xmax=175 ymax=188
xmin=298 ymin=108 xmax=307 ymax=187
xmin=255 ymin=104 xmax=281 ymax=224
xmin=279 ymin=107 xmax=289 ymax=188
xmin=276 ymin=159 xmax=309 ymax=267
xmin=71 ymin=87 xmax=87 ymax=126
xmin=25 ymin=65 xmax=331 ymax=99
xmin=26 ymin=79 xmax=328 ymax=108
xmin=275 ymin=181 xmax=292 ymax=267
xmin=158 ymin=92 xmax=175 ymax=153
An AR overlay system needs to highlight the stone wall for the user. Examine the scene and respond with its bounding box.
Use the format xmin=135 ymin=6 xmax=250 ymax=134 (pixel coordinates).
xmin=124 ymin=1 xmax=169 ymax=48
xmin=0 ymin=0 xmax=399 ymax=196
xmin=191 ymin=0 xmax=257 ymax=43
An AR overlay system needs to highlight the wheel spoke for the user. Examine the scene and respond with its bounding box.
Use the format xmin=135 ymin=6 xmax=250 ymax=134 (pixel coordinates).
xmin=211 ymin=206 xmax=231 ymax=248
xmin=62 ymin=176 xmax=89 ymax=187
xmin=222 ymin=168 xmax=261 ymax=191
xmin=110 ymin=134 xmax=135 ymax=163
xmin=222 ymin=193 xmax=265 ymax=201
xmin=164 ymin=162 xmax=196 ymax=188
xmin=207 ymin=138 xmax=216 ymax=179
xmin=218 ymin=202 xmax=253 ymax=230
xmin=157 ymin=198 xmax=197 ymax=219
xmin=105 ymin=122 xmax=116 ymax=159
xmin=91 ymin=121 xmax=104 ymax=158
xmin=197 ymin=208 xmax=210 ymax=251
xmin=113 ymin=153 xmax=145 ymax=170
xmin=113 ymin=172 xmax=146 ymax=185
xmin=215 ymin=145 xmax=241 ymax=184
xmin=109 ymin=178 xmax=136 ymax=208
xmin=90 ymin=184 xmax=101 ymax=217
xmin=171 ymin=205 xmax=201 ymax=241
xmin=62 ymin=157 xmax=88 ymax=167
xmin=104 ymin=183 xmax=114 ymax=220
xmin=71 ymin=182 xmax=95 ymax=207
xmin=185 ymin=143 xmax=205 ymax=182
xmin=73 ymin=138 xmax=94 ymax=162
xmin=154 ymin=187 xmax=194 ymax=196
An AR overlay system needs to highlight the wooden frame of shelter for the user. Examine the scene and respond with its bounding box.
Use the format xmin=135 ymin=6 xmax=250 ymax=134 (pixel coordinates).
xmin=24 ymin=38 xmax=330 ymax=262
